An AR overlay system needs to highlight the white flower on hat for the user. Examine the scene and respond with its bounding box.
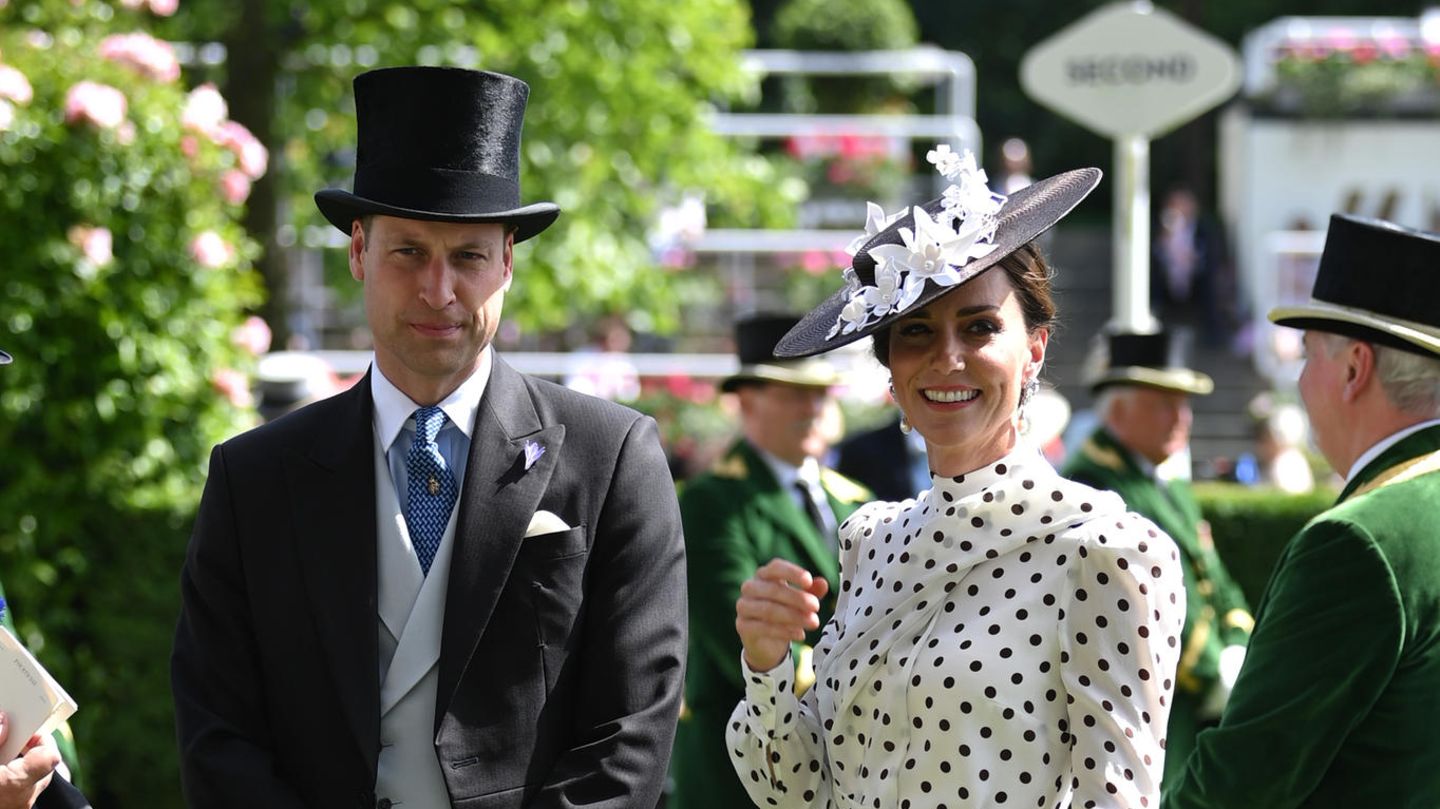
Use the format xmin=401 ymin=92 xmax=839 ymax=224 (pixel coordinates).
xmin=828 ymin=145 xmax=1007 ymax=339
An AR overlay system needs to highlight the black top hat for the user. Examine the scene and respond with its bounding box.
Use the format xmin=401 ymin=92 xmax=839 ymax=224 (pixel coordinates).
xmin=775 ymin=162 xmax=1101 ymax=359
xmin=1089 ymin=331 xmax=1213 ymax=395
xmin=721 ymin=313 xmax=843 ymax=393
xmin=1269 ymin=214 xmax=1440 ymax=358
xmin=0 ymin=348 xmax=10 ymax=365
xmin=315 ymin=67 xmax=560 ymax=243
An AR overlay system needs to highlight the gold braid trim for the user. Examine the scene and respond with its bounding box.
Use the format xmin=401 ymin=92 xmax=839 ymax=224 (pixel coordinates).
xmin=1223 ymin=608 xmax=1255 ymax=634
xmin=1081 ymin=437 xmax=1127 ymax=471
xmin=794 ymin=644 xmax=816 ymax=696
xmin=1349 ymin=449 xmax=1440 ymax=500
xmin=1176 ymin=605 xmax=1214 ymax=694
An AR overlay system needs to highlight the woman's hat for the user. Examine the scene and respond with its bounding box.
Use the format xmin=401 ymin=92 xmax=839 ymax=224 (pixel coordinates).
xmin=315 ymin=67 xmax=560 ymax=243
xmin=721 ymin=313 xmax=843 ymax=393
xmin=1088 ymin=331 xmax=1213 ymax=395
xmin=1269 ymin=214 xmax=1440 ymax=358
xmin=0 ymin=348 xmax=10 ymax=365
xmin=775 ymin=146 xmax=1101 ymax=359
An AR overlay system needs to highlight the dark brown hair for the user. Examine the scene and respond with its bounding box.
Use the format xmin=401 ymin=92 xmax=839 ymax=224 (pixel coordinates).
xmin=870 ymin=242 xmax=1057 ymax=368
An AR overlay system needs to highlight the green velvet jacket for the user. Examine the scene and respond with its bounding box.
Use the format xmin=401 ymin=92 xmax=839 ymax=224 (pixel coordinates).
xmin=669 ymin=439 xmax=870 ymax=809
xmin=1164 ymin=423 xmax=1440 ymax=808
xmin=1062 ymin=427 xmax=1253 ymax=783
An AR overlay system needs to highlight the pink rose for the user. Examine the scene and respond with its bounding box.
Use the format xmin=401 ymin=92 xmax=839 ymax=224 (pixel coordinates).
xmin=0 ymin=64 xmax=33 ymax=104
xmin=230 ymin=315 xmax=272 ymax=357
xmin=98 ymin=32 xmax=180 ymax=83
xmin=181 ymin=83 xmax=227 ymax=134
xmin=216 ymin=120 xmax=268 ymax=179
xmin=180 ymin=134 xmax=199 ymax=158
xmin=211 ymin=368 xmax=254 ymax=408
xmin=0 ymin=100 xmax=14 ymax=133
xmin=67 ymin=224 xmax=114 ymax=267
xmin=190 ymin=230 xmax=235 ymax=269
xmin=64 ymin=81 xmax=127 ymax=129
xmin=147 ymin=0 xmax=178 ymax=15
xmin=219 ymin=169 xmax=251 ymax=204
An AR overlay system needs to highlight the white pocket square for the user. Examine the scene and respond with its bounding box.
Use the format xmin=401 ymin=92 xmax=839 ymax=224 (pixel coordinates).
xmin=524 ymin=510 xmax=573 ymax=538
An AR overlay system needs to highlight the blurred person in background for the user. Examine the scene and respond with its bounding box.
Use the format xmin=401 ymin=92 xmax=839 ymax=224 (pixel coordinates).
xmin=1061 ymin=330 xmax=1252 ymax=787
xmin=1152 ymin=186 xmax=1231 ymax=350
xmin=1166 ymin=215 xmax=1440 ymax=808
xmin=1230 ymin=394 xmax=1314 ymax=493
xmin=670 ymin=313 xmax=869 ymax=809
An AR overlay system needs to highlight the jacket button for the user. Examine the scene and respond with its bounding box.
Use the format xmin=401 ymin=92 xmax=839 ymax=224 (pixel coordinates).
xmin=377 ymin=800 xmax=393 ymax=809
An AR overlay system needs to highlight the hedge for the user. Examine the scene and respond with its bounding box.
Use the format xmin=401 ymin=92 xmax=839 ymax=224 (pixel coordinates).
xmin=1196 ymin=482 xmax=1339 ymax=607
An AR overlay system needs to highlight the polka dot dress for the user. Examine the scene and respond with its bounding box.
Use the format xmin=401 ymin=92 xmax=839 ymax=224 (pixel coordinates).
xmin=728 ymin=446 xmax=1186 ymax=808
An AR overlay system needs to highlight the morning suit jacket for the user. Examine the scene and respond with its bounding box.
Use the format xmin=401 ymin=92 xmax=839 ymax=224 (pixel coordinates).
xmin=171 ymin=356 xmax=687 ymax=809
xmin=1164 ymin=424 xmax=1440 ymax=808
xmin=1062 ymin=427 xmax=1252 ymax=784
xmin=669 ymin=439 xmax=869 ymax=809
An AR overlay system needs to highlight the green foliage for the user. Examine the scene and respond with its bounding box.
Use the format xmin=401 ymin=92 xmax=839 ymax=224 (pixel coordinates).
xmin=156 ymin=0 xmax=802 ymax=338
xmin=770 ymin=0 xmax=918 ymax=114
xmin=0 ymin=4 xmax=261 ymax=804
xmin=1195 ymin=483 xmax=1337 ymax=607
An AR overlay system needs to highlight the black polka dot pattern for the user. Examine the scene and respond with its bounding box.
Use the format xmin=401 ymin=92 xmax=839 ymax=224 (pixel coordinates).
xmin=727 ymin=448 xmax=1185 ymax=807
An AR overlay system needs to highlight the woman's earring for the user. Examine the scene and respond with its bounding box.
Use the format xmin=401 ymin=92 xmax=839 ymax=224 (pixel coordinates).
xmin=1018 ymin=377 xmax=1039 ymax=409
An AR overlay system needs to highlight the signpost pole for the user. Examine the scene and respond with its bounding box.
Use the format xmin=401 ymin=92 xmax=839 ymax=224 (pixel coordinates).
xmin=1113 ymin=134 xmax=1156 ymax=333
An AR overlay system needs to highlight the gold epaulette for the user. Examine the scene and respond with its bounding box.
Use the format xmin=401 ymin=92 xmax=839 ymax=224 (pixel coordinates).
xmin=711 ymin=454 xmax=748 ymax=479
xmin=1223 ymin=608 xmax=1255 ymax=634
xmin=820 ymin=468 xmax=872 ymax=503
xmin=794 ymin=644 xmax=816 ymax=696
xmin=1176 ymin=605 xmax=1214 ymax=694
xmin=1081 ymin=437 xmax=1127 ymax=472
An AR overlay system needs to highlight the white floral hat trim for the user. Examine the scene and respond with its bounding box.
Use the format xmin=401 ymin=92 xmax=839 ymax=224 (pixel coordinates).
xmin=828 ymin=145 xmax=1008 ymax=340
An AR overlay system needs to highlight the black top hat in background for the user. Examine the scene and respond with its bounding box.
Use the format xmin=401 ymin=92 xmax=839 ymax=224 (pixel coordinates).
xmin=1088 ymin=330 xmax=1213 ymax=395
xmin=0 ymin=348 xmax=10 ymax=365
xmin=721 ymin=313 xmax=843 ymax=393
xmin=775 ymin=166 xmax=1101 ymax=359
xmin=315 ymin=67 xmax=560 ymax=243
xmin=1269 ymin=214 xmax=1440 ymax=358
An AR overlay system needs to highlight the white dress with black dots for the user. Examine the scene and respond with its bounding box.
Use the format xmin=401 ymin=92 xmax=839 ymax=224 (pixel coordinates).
xmin=728 ymin=446 xmax=1186 ymax=808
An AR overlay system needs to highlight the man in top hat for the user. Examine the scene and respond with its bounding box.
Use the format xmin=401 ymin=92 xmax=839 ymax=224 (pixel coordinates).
xmin=0 ymin=348 xmax=91 ymax=809
xmin=669 ymin=313 xmax=869 ymax=809
xmin=171 ymin=67 xmax=686 ymax=809
xmin=1062 ymin=330 xmax=1252 ymax=785
xmin=1164 ymin=215 xmax=1440 ymax=807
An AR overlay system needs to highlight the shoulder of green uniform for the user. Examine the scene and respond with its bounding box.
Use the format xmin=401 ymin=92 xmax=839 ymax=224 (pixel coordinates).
xmin=820 ymin=467 xmax=872 ymax=504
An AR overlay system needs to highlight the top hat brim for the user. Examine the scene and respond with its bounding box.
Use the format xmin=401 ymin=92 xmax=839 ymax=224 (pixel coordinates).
xmin=1270 ymin=300 xmax=1440 ymax=359
xmin=720 ymin=359 xmax=843 ymax=393
xmin=1091 ymin=366 xmax=1214 ymax=396
xmin=315 ymin=190 xmax=560 ymax=244
xmin=775 ymin=168 xmax=1102 ymax=359
xmin=0 ymin=348 xmax=10 ymax=365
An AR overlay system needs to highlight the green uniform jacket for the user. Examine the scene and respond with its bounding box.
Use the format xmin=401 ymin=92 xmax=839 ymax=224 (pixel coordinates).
xmin=1062 ymin=428 xmax=1252 ymax=783
xmin=1164 ymin=423 xmax=1440 ymax=809
xmin=670 ymin=439 xmax=870 ymax=809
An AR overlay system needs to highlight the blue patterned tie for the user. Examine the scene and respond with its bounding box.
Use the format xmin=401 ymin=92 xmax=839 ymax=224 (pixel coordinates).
xmin=405 ymin=406 xmax=457 ymax=575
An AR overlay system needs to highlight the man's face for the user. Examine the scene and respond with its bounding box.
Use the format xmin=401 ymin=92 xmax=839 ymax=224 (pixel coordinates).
xmin=738 ymin=382 xmax=832 ymax=466
xmin=1108 ymin=386 xmax=1193 ymax=465
xmin=350 ymin=215 xmax=512 ymax=404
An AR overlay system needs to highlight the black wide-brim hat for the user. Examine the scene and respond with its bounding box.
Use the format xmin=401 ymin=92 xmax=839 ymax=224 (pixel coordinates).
xmin=1270 ymin=214 xmax=1440 ymax=358
xmin=315 ymin=67 xmax=560 ymax=243
xmin=775 ymin=167 xmax=1102 ymax=358
xmin=1089 ymin=331 xmax=1213 ymax=395
xmin=721 ymin=313 xmax=842 ymax=393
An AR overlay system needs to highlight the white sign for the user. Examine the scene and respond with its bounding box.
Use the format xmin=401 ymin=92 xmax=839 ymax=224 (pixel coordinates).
xmin=1020 ymin=2 xmax=1241 ymax=137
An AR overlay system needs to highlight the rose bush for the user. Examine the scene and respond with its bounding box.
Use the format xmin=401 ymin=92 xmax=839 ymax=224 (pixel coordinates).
xmin=0 ymin=2 xmax=261 ymax=803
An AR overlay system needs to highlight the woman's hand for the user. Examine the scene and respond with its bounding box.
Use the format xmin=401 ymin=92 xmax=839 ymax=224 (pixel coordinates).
xmin=735 ymin=558 xmax=829 ymax=673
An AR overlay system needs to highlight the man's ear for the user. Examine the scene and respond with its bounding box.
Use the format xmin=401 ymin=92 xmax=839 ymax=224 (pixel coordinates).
xmin=501 ymin=230 xmax=515 ymax=291
xmin=1342 ymin=340 xmax=1376 ymax=403
xmin=348 ymin=220 xmax=367 ymax=282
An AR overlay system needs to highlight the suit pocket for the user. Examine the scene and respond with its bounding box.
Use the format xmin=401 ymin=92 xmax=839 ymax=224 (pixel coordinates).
xmin=518 ymin=525 xmax=587 ymax=560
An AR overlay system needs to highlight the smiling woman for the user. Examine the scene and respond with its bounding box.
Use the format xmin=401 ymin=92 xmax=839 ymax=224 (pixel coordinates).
xmin=729 ymin=147 xmax=1188 ymax=808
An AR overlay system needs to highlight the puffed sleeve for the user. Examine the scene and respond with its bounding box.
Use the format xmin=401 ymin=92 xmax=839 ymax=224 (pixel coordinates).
xmin=723 ymin=503 xmax=873 ymax=807
xmin=1061 ymin=513 xmax=1186 ymax=808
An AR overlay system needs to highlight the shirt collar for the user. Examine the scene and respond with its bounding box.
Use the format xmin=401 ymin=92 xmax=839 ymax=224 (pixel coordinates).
xmin=752 ymin=444 xmax=820 ymax=490
xmin=370 ymin=346 xmax=492 ymax=451
xmin=1346 ymin=417 xmax=1440 ymax=483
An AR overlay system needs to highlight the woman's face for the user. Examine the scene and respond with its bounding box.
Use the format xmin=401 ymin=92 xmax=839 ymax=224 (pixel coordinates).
xmin=887 ymin=269 xmax=1048 ymax=477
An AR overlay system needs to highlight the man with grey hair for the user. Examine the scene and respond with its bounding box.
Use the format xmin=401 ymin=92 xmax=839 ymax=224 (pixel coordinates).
xmin=1164 ymin=214 xmax=1440 ymax=807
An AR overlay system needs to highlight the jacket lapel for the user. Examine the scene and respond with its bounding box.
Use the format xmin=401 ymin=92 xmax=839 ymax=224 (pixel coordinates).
xmin=1340 ymin=423 xmax=1440 ymax=502
xmin=735 ymin=441 xmax=840 ymax=586
xmin=437 ymin=357 xmax=564 ymax=722
xmin=285 ymin=375 xmax=380 ymax=776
